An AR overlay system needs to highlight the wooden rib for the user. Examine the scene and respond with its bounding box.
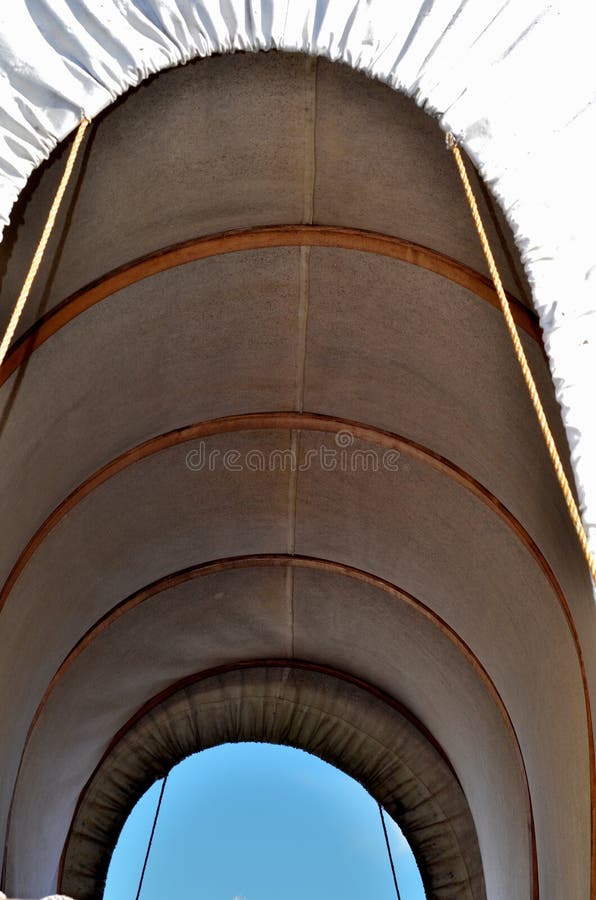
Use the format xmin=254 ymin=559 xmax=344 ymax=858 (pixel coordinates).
xmin=26 ymin=554 xmax=529 ymax=779
xmin=0 ymin=410 xmax=579 ymax=631
xmin=0 ymin=224 xmax=541 ymax=389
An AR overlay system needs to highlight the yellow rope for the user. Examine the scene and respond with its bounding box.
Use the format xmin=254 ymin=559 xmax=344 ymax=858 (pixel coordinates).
xmin=0 ymin=117 xmax=90 ymax=368
xmin=447 ymin=133 xmax=596 ymax=585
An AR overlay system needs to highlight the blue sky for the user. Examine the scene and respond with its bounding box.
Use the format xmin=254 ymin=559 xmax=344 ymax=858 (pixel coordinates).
xmin=104 ymin=743 xmax=426 ymax=900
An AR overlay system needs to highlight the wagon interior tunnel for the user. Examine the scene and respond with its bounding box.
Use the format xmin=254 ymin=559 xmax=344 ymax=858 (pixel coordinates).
xmin=0 ymin=50 xmax=594 ymax=900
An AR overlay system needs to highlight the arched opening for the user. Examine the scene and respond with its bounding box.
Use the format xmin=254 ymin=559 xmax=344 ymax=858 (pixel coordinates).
xmin=61 ymin=664 xmax=486 ymax=899
xmin=104 ymin=743 xmax=426 ymax=900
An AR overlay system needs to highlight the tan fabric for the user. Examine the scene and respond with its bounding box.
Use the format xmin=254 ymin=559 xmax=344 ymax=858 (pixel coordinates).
xmin=0 ymin=52 xmax=591 ymax=900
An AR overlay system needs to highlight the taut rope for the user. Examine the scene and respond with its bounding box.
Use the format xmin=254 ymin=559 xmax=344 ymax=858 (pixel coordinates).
xmin=0 ymin=117 xmax=90 ymax=368
xmin=448 ymin=133 xmax=596 ymax=586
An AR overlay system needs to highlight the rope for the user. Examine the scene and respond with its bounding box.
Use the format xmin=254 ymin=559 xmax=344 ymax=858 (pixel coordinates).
xmin=378 ymin=802 xmax=403 ymax=900
xmin=447 ymin=133 xmax=596 ymax=586
xmin=134 ymin=774 xmax=168 ymax=900
xmin=0 ymin=117 xmax=90 ymax=369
